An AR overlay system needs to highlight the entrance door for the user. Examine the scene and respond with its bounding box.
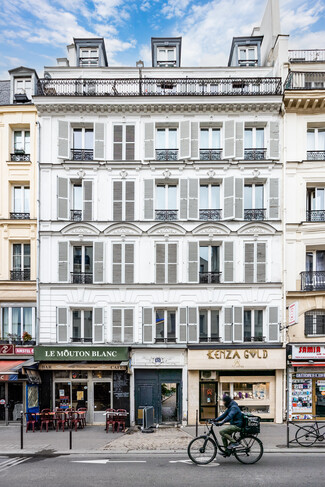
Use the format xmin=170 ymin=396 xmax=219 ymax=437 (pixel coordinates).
xmin=161 ymin=383 xmax=178 ymax=422
xmin=26 ymin=384 xmax=39 ymax=414
xmin=0 ymin=384 xmax=5 ymax=421
xmin=93 ymin=382 xmax=111 ymax=423
xmin=316 ymin=380 xmax=325 ymax=417
xmin=8 ymin=383 xmax=23 ymax=421
xmin=200 ymin=382 xmax=218 ymax=421
xmin=71 ymin=383 xmax=88 ymax=410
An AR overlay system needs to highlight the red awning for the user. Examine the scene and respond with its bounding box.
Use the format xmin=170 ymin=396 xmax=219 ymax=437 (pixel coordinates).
xmin=291 ymin=362 xmax=325 ymax=367
xmin=0 ymin=360 xmax=26 ymax=374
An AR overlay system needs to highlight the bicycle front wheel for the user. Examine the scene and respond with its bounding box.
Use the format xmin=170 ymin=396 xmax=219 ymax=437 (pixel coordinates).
xmin=295 ymin=426 xmax=317 ymax=447
xmin=188 ymin=436 xmax=217 ymax=465
xmin=234 ymin=435 xmax=264 ymax=465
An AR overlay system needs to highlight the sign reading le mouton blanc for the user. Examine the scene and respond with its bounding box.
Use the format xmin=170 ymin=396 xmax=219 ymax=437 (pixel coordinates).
xmin=34 ymin=346 xmax=129 ymax=362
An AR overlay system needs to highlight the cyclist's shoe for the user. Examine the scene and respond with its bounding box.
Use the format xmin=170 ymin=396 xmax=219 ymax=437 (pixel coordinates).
xmin=219 ymin=449 xmax=231 ymax=457
xmin=227 ymin=442 xmax=240 ymax=449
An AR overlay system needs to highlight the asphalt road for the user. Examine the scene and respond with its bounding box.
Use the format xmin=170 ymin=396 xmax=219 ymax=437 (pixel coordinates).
xmin=0 ymin=453 xmax=323 ymax=487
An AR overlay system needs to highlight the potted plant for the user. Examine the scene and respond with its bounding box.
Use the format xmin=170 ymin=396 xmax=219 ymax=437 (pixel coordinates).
xmin=22 ymin=331 xmax=33 ymax=344
xmin=7 ymin=333 xmax=22 ymax=345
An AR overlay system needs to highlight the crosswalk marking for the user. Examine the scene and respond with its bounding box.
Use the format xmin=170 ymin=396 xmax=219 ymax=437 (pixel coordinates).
xmin=0 ymin=457 xmax=30 ymax=472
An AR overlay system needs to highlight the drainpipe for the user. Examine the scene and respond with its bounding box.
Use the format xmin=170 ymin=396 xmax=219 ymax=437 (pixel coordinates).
xmin=36 ymin=120 xmax=40 ymax=346
xmin=282 ymin=98 xmax=287 ymax=422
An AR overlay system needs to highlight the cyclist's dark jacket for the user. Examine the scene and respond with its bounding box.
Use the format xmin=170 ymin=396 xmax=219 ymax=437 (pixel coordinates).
xmin=216 ymin=400 xmax=243 ymax=427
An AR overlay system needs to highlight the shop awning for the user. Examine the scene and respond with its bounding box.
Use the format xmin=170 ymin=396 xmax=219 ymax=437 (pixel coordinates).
xmin=0 ymin=360 xmax=26 ymax=381
xmin=291 ymin=362 xmax=325 ymax=367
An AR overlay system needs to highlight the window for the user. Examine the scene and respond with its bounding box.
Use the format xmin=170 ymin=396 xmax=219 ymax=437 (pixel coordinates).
xmin=79 ymin=48 xmax=99 ymax=66
xmin=155 ymin=309 xmax=176 ymax=342
xmin=156 ymin=243 xmax=177 ymax=284
xmin=244 ymin=184 xmax=265 ymax=220
xmin=14 ymin=78 xmax=32 ymax=99
xmin=72 ymin=245 xmax=93 ymax=283
xmin=156 ymin=128 xmax=178 ymax=160
xmin=199 ymin=184 xmax=221 ymax=220
xmin=244 ymin=242 xmax=266 ymax=283
xmin=199 ymin=245 xmax=220 ymax=283
xmin=11 ymin=243 xmax=30 ymax=280
xmin=200 ymin=128 xmax=222 ymax=160
xmin=112 ymin=243 xmax=134 ymax=284
xmin=71 ymin=183 xmax=82 ymax=221
xmin=11 ymin=186 xmax=30 ymax=219
xmin=1 ymin=307 xmax=35 ymax=341
xmin=244 ymin=309 xmax=264 ymax=342
xmin=307 ymin=129 xmax=325 ymax=160
xmin=112 ymin=308 xmax=134 ymax=343
xmin=306 ymin=188 xmax=325 ymax=221
xmin=305 ymin=310 xmax=325 ymax=336
xmin=199 ymin=309 xmax=219 ymax=342
xmin=155 ymin=184 xmax=178 ymax=220
xmin=304 ymin=251 xmax=325 ymax=290
xmin=72 ymin=128 xmax=94 ymax=160
xmin=113 ymin=125 xmax=135 ymax=161
xmin=113 ymin=180 xmax=135 ymax=221
xmin=244 ymin=128 xmax=265 ymax=160
xmin=238 ymin=46 xmax=258 ymax=66
xmin=72 ymin=310 xmax=93 ymax=342
xmin=157 ymin=47 xmax=176 ymax=66
xmin=13 ymin=130 xmax=30 ymax=153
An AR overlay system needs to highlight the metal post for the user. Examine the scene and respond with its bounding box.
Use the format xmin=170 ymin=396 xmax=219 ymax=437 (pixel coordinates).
xmin=287 ymin=420 xmax=290 ymax=448
xmin=69 ymin=428 xmax=72 ymax=450
xmin=20 ymin=411 xmax=23 ymax=450
xmin=195 ymin=410 xmax=198 ymax=437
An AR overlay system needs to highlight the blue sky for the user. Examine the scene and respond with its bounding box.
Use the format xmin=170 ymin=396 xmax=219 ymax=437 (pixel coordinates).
xmin=0 ymin=0 xmax=324 ymax=78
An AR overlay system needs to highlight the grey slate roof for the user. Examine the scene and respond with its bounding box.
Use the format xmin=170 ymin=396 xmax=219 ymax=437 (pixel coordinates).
xmin=0 ymin=80 xmax=10 ymax=105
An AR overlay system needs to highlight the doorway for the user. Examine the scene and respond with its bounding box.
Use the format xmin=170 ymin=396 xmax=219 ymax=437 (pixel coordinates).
xmin=316 ymin=380 xmax=325 ymax=417
xmin=161 ymin=382 xmax=178 ymax=422
xmin=93 ymin=382 xmax=112 ymax=423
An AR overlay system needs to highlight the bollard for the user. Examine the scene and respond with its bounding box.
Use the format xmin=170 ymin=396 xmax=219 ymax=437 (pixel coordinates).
xmin=20 ymin=411 xmax=23 ymax=450
xmin=69 ymin=429 xmax=72 ymax=450
xmin=287 ymin=420 xmax=289 ymax=448
xmin=195 ymin=410 xmax=198 ymax=437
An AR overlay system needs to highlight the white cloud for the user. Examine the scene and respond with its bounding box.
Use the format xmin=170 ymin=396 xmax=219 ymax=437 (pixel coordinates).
xmin=161 ymin=0 xmax=192 ymax=19
xmin=92 ymin=0 xmax=130 ymax=21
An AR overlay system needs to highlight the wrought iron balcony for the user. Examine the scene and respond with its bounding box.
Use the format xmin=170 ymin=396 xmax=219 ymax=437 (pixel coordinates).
xmin=307 ymin=151 xmax=325 ymax=161
xmin=199 ymin=149 xmax=223 ymax=161
xmin=301 ymin=271 xmax=325 ymax=291
xmin=155 ymin=149 xmax=178 ymax=161
xmin=71 ymin=272 xmax=93 ymax=284
xmin=199 ymin=336 xmax=221 ymax=343
xmin=244 ymin=148 xmax=267 ymax=160
xmin=10 ymin=269 xmax=30 ymax=281
xmin=306 ymin=210 xmax=325 ymax=222
xmin=289 ymin=50 xmax=325 ymax=63
xmin=155 ymin=209 xmax=178 ymax=221
xmin=36 ymin=77 xmax=282 ymax=97
xmin=244 ymin=208 xmax=266 ymax=221
xmin=10 ymin=153 xmax=30 ymax=162
xmin=155 ymin=337 xmax=177 ymax=343
xmin=285 ymin=71 xmax=325 ymax=90
xmin=199 ymin=272 xmax=221 ymax=284
xmin=10 ymin=212 xmax=30 ymax=220
xmin=199 ymin=209 xmax=222 ymax=221
xmin=71 ymin=337 xmax=93 ymax=343
xmin=70 ymin=210 xmax=83 ymax=221
xmin=71 ymin=149 xmax=94 ymax=161
xmin=243 ymin=335 xmax=266 ymax=342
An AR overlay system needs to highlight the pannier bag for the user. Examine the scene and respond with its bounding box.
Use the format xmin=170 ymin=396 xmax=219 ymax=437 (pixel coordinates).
xmin=242 ymin=414 xmax=261 ymax=434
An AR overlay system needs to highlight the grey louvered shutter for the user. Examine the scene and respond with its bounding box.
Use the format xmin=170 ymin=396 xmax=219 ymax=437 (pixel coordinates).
xmin=244 ymin=243 xmax=255 ymax=283
xmin=57 ymin=177 xmax=68 ymax=219
xmin=235 ymin=121 xmax=244 ymax=159
xmin=179 ymin=120 xmax=190 ymax=159
xmin=57 ymin=307 xmax=68 ymax=343
xmin=188 ymin=307 xmax=198 ymax=343
xmin=83 ymin=181 xmax=93 ymax=221
xmin=257 ymin=242 xmax=266 ymax=283
xmin=113 ymin=125 xmax=123 ymax=161
xmin=188 ymin=241 xmax=199 ymax=283
xmin=224 ymin=176 xmax=234 ymax=219
xmin=113 ymin=181 xmax=123 ymax=221
xmin=156 ymin=243 xmax=165 ymax=284
xmin=124 ymin=309 xmax=134 ymax=343
xmin=58 ymin=120 xmax=69 ymax=159
xmin=94 ymin=122 xmax=105 ymax=160
xmin=269 ymin=306 xmax=279 ymax=342
xmin=144 ymin=122 xmax=154 ymax=160
xmin=180 ymin=179 xmax=188 ymax=219
xmin=144 ymin=179 xmax=154 ymax=219
xmin=94 ymin=241 xmax=104 ymax=283
xmin=168 ymin=243 xmax=177 ymax=284
xmin=235 ymin=178 xmax=244 ymax=219
xmin=126 ymin=125 xmax=135 ymax=161
xmin=233 ymin=306 xmax=243 ymax=342
xmin=188 ymin=179 xmax=199 ymax=219
xmin=143 ymin=307 xmax=154 ymax=343
xmin=269 ymin=178 xmax=279 ymax=219
xmin=224 ymin=241 xmax=234 ymax=282
xmin=112 ymin=243 xmax=122 ymax=284
xmin=179 ymin=307 xmax=187 ymax=343
xmin=224 ymin=120 xmax=235 ymax=159
xmin=93 ymin=308 xmax=104 ymax=343
xmin=191 ymin=122 xmax=199 ymax=159
xmin=58 ymin=241 xmax=68 ymax=282
xmin=112 ymin=308 xmax=122 ymax=342
xmin=224 ymin=307 xmax=233 ymax=342
xmin=269 ymin=121 xmax=279 ymax=159
xmin=125 ymin=181 xmax=135 ymax=221
xmin=125 ymin=243 xmax=134 ymax=284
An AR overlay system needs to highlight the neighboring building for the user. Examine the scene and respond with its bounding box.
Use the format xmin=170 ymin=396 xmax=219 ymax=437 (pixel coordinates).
xmin=0 ymin=68 xmax=38 ymax=423
xmin=284 ymin=51 xmax=325 ymax=421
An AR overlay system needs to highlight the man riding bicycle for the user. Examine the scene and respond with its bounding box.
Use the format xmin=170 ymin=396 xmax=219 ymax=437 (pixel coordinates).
xmin=214 ymin=395 xmax=243 ymax=455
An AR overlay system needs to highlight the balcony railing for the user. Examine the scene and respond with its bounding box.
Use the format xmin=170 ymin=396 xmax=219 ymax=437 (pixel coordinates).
xmin=10 ymin=153 xmax=30 ymax=162
xmin=199 ymin=149 xmax=223 ymax=161
xmin=199 ymin=336 xmax=221 ymax=343
xmin=199 ymin=209 xmax=222 ymax=221
xmin=79 ymin=57 xmax=99 ymax=67
xmin=306 ymin=210 xmax=325 ymax=222
xmin=71 ymin=149 xmax=94 ymax=161
xmin=155 ymin=337 xmax=177 ymax=343
xmin=244 ymin=208 xmax=266 ymax=221
xmin=199 ymin=272 xmax=221 ymax=284
xmin=71 ymin=337 xmax=93 ymax=343
xmin=10 ymin=212 xmax=30 ymax=220
xmin=243 ymin=336 xmax=266 ymax=342
xmin=301 ymin=271 xmax=325 ymax=291
xmin=155 ymin=209 xmax=178 ymax=221
xmin=244 ymin=148 xmax=267 ymax=160
xmin=71 ymin=210 xmax=83 ymax=221
xmin=10 ymin=269 xmax=30 ymax=281
xmin=155 ymin=149 xmax=178 ymax=161
xmin=307 ymin=151 xmax=325 ymax=161
xmin=289 ymin=50 xmax=325 ymax=63
xmin=285 ymin=71 xmax=325 ymax=90
xmin=71 ymin=272 xmax=93 ymax=284
xmin=36 ymin=77 xmax=282 ymax=97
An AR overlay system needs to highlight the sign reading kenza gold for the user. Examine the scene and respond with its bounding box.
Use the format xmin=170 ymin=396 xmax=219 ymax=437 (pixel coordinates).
xmin=207 ymin=349 xmax=268 ymax=360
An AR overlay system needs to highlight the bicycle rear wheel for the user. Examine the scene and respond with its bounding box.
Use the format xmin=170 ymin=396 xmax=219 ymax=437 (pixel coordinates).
xmin=295 ymin=426 xmax=317 ymax=447
xmin=234 ymin=435 xmax=263 ymax=465
xmin=187 ymin=436 xmax=217 ymax=465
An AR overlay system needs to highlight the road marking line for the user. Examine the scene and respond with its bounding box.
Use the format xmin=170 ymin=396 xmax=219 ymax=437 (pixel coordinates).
xmin=169 ymin=459 xmax=220 ymax=467
xmin=0 ymin=458 xmax=30 ymax=472
xmin=72 ymin=460 xmax=147 ymax=464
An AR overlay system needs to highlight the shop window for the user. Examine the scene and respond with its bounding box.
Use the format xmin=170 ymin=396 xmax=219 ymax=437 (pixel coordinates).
xmin=1 ymin=306 xmax=35 ymax=341
xmin=219 ymin=381 xmax=270 ymax=415
xmin=305 ymin=310 xmax=325 ymax=336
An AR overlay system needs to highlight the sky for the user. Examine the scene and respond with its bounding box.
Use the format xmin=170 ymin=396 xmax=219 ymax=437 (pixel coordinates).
xmin=0 ymin=0 xmax=324 ymax=78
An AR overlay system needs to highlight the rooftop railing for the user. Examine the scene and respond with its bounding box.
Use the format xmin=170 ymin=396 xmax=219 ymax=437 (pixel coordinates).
xmin=285 ymin=71 xmax=325 ymax=90
xmin=289 ymin=50 xmax=325 ymax=63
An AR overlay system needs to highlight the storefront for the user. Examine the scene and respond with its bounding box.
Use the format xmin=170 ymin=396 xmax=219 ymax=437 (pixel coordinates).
xmin=288 ymin=344 xmax=325 ymax=421
xmin=34 ymin=346 xmax=130 ymax=424
xmin=188 ymin=345 xmax=286 ymax=424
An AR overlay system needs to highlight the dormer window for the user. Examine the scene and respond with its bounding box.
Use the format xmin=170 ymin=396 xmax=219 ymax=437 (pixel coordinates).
xmin=238 ymin=46 xmax=258 ymax=66
xmin=157 ymin=47 xmax=176 ymax=67
xmin=79 ymin=48 xmax=99 ymax=67
xmin=151 ymin=37 xmax=182 ymax=68
xmin=14 ymin=78 xmax=32 ymax=102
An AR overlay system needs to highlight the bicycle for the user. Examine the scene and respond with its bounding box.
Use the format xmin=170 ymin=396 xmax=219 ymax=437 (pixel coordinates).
xmin=188 ymin=420 xmax=264 ymax=465
xmin=294 ymin=418 xmax=325 ymax=447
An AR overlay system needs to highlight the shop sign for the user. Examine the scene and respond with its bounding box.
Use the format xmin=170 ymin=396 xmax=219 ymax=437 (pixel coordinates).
xmin=207 ymin=349 xmax=268 ymax=360
xmin=39 ymin=363 xmax=127 ymax=371
xmin=292 ymin=345 xmax=325 ymax=360
xmin=0 ymin=345 xmax=14 ymax=355
xmin=296 ymin=373 xmax=325 ymax=378
xmin=0 ymin=399 xmax=5 ymax=405
xmin=34 ymin=346 xmax=129 ymax=362
xmin=288 ymin=302 xmax=298 ymax=326
xmin=15 ymin=347 xmax=34 ymax=355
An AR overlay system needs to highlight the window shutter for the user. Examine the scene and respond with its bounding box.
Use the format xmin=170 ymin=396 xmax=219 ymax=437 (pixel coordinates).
xmin=93 ymin=307 xmax=104 ymax=343
xmin=125 ymin=243 xmax=134 ymax=284
xmin=58 ymin=120 xmax=69 ymax=159
xmin=113 ymin=181 xmax=123 ymax=221
xmin=83 ymin=180 xmax=93 ymax=221
xmin=268 ymin=306 xmax=279 ymax=342
xmin=144 ymin=122 xmax=154 ymax=160
xmin=125 ymin=181 xmax=135 ymax=221
xmin=94 ymin=122 xmax=105 ymax=160
xmin=191 ymin=122 xmax=199 ymax=159
xmin=224 ymin=176 xmax=234 ymax=219
xmin=168 ymin=243 xmax=177 ymax=284
xmin=269 ymin=121 xmax=279 ymax=159
xmin=94 ymin=241 xmax=104 ymax=283
xmin=126 ymin=125 xmax=135 ymax=161
xmin=113 ymin=125 xmax=123 ymax=161
xmin=179 ymin=307 xmax=187 ymax=343
xmin=58 ymin=242 xmax=68 ymax=282
xmin=188 ymin=307 xmax=198 ymax=343
xmin=233 ymin=306 xmax=243 ymax=342
xmin=57 ymin=176 xmax=68 ymax=219
xmin=224 ymin=307 xmax=233 ymax=342
xmin=188 ymin=179 xmax=199 ymax=219
xmin=224 ymin=120 xmax=235 ymax=159
xmin=224 ymin=241 xmax=234 ymax=282
xmin=180 ymin=179 xmax=188 ymax=219
xmin=143 ymin=307 xmax=154 ymax=343
xmin=112 ymin=308 xmax=122 ymax=342
xmin=256 ymin=242 xmax=266 ymax=283
xmin=156 ymin=243 xmax=165 ymax=284
xmin=244 ymin=243 xmax=255 ymax=283
xmin=112 ymin=243 xmax=122 ymax=284
xmin=124 ymin=309 xmax=134 ymax=342
xmin=179 ymin=120 xmax=190 ymax=159
xmin=235 ymin=178 xmax=244 ymax=219
xmin=144 ymin=179 xmax=154 ymax=219
xmin=235 ymin=121 xmax=244 ymax=159
xmin=188 ymin=241 xmax=199 ymax=283
xmin=57 ymin=307 xmax=68 ymax=343
xmin=269 ymin=178 xmax=279 ymax=219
